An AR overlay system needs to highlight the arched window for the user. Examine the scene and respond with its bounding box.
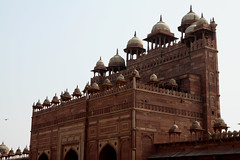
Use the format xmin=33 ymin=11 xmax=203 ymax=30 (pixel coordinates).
xmin=99 ymin=144 xmax=117 ymax=160
xmin=38 ymin=153 xmax=48 ymax=160
xmin=65 ymin=149 xmax=78 ymax=160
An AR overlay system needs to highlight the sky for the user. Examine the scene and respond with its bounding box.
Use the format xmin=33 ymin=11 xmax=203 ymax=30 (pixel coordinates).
xmin=0 ymin=0 xmax=240 ymax=151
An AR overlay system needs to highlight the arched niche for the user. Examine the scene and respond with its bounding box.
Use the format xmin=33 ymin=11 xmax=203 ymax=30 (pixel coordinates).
xmin=38 ymin=153 xmax=48 ymax=160
xmin=99 ymin=144 xmax=117 ymax=160
xmin=64 ymin=149 xmax=78 ymax=160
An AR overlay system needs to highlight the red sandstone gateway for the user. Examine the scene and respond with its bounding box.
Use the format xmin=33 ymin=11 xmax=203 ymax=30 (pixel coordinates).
xmin=27 ymin=6 xmax=240 ymax=160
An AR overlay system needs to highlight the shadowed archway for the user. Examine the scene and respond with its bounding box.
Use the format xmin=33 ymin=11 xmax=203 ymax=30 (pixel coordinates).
xmin=99 ymin=144 xmax=117 ymax=160
xmin=64 ymin=149 xmax=78 ymax=160
xmin=38 ymin=153 xmax=48 ymax=160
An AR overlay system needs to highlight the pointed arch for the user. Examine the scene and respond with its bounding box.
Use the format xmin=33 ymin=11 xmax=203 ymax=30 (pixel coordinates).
xmin=38 ymin=153 xmax=48 ymax=160
xmin=141 ymin=135 xmax=154 ymax=160
xmin=99 ymin=144 xmax=117 ymax=160
xmin=64 ymin=149 xmax=78 ymax=160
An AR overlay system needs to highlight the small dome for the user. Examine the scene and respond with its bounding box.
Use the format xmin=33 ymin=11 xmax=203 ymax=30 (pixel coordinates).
xmin=22 ymin=146 xmax=29 ymax=154
xmin=43 ymin=97 xmax=51 ymax=107
xmin=127 ymin=31 xmax=143 ymax=48
xmin=94 ymin=57 xmax=106 ymax=70
xmin=0 ymin=143 xmax=9 ymax=154
xmin=116 ymin=74 xmax=126 ymax=85
xmin=89 ymin=82 xmax=100 ymax=93
xmin=196 ymin=13 xmax=208 ymax=26
xmin=51 ymin=93 xmax=60 ymax=105
xmin=91 ymin=82 xmax=100 ymax=90
xmin=83 ymin=82 xmax=90 ymax=93
xmin=181 ymin=6 xmax=200 ymax=26
xmin=102 ymin=78 xmax=113 ymax=89
xmin=15 ymin=147 xmax=22 ymax=155
xmin=169 ymin=123 xmax=181 ymax=133
xmin=185 ymin=22 xmax=197 ymax=34
xmin=35 ymin=100 xmax=43 ymax=109
xmin=0 ymin=142 xmax=9 ymax=154
xmin=8 ymin=148 xmax=15 ymax=156
xmin=103 ymin=78 xmax=111 ymax=84
xmin=61 ymin=89 xmax=71 ymax=101
xmin=72 ymin=85 xmax=82 ymax=98
xmin=171 ymin=124 xmax=179 ymax=130
xmin=108 ymin=49 xmax=125 ymax=68
xmin=191 ymin=120 xmax=202 ymax=129
xmin=168 ymin=78 xmax=178 ymax=87
xmin=132 ymin=69 xmax=140 ymax=79
xmin=117 ymin=74 xmax=125 ymax=81
xmin=150 ymin=74 xmax=158 ymax=82
xmin=214 ymin=117 xmax=227 ymax=128
xmin=215 ymin=118 xmax=225 ymax=124
xmin=152 ymin=15 xmax=170 ymax=33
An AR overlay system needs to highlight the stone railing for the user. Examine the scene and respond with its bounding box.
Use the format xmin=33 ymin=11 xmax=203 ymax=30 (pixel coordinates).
xmin=136 ymin=82 xmax=201 ymax=101
xmin=89 ymin=82 xmax=133 ymax=99
xmin=136 ymin=102 xmax=202 ymax=118
xmin=88 ymin=102 xmax=131 ymax=117
xmin=33 ymin=96 xmax=86 ymax=114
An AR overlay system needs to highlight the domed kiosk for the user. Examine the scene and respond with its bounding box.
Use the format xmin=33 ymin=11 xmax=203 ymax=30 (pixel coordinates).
xmin=108 ymin=49 xmax=125 ymax=74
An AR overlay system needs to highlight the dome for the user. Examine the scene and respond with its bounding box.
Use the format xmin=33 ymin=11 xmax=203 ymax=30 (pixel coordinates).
xmin=94 ymin=57 xmax=106 ymax=70
xmin=8 ymin=148 xmax=15 ymax=156
xmin=132 ymin=69 xmax=140 ymax=79
xmin=103 ymin=78 xmax=111 ymax=84
xmin=43 ymin=97 xmax=51 ymax=107
xmin=35 ymin=100 xmax=43 ymax=109
xmin=102 ymin=78 xmax=112 ymax=89
xmin=72 ymin=85 xmax=82 ymax=98
xmin=185 ymin=22 xmax=197 ymax=34
xmin=108 ymin=49 xmax=125 ymax=68
xmin=91 ymin=82 xmax=100 ymax=90
xmin=127 ymin=31 xmax=143 ymax=48
xmin=181 ymin=6 xmax=200 ymax=26
xmin=89 ymin=82 xmax=100 ymax=93
xmin=150 ymin=74 xmax=158 ymax=82
xmin=22 ymin=146 xmax=29 ymax=154
xmin=117 ymin=74 xmax=125 ymax=81
xmin=51 ymin=93 xmax=60 ymax=105
xmin=152 ymin=15 xmax=170 ymax=33
xmin=168 ymin=78 xmax=178 ymax=87
xmin=169 ymin=123 xmax=181 ymax=133
xmin=116 ymin=74 xmax=126 ymax=85
xmin=196 ymin=13 xmax=208 ymax=26
xmin=215 ymin=118 xmax=225 ymax=124
xmin=83 ymin=82 xmax=90 ymax=93
xmin=61 ymin=89 xmax=71 ymax=101
xmin=0 ymin=142 xmax=9 ymax=154
xmin=191 ymin=120 xmax=202 ymax=129
xmin=15 ymin=147 xmax=22 ymax=155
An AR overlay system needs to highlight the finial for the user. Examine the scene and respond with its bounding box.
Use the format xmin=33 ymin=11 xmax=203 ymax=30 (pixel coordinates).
xmin=201 ymin=13 xmax=203 ymax=18
xmin=160 ymin=15 xmax=162 ymax=21
xmin=55 ymin=93 xmax=57 ymax=96
xmin=116 ymin=48 xmax=119 ymax=55
xmin=100 ymin=56 xmax=101 ymax=60
xmin=76 ymin=85 xmax=79 ymax=88
xmin=213 ymin=17 xmax=215 ymax=22
xmin=190 ymin=5 xmax=192 ymax=12
xmin=134 ymin=31 xmax=136 ymax=37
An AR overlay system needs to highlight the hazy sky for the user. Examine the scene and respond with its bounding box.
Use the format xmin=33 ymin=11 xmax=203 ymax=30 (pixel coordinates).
xmin=0 ymin=0 xmax=239 ymax=150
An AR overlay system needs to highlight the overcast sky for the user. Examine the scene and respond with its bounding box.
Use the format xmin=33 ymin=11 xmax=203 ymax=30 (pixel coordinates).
xmin=0 ymin=0 xmax=239 ymax=150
